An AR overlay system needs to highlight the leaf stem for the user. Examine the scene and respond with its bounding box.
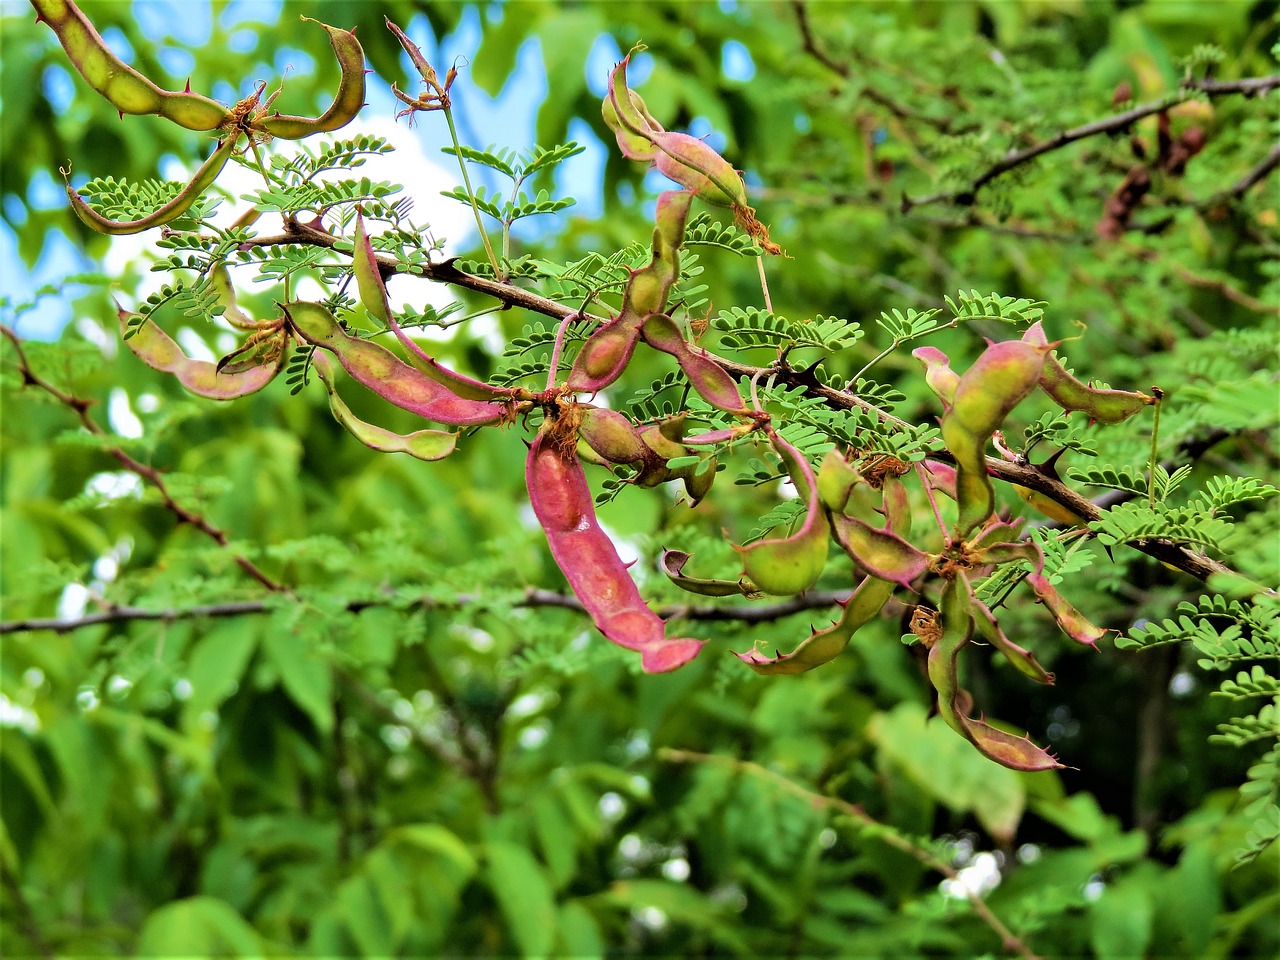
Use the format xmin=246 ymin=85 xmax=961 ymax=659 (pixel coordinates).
xmin=1148 ymin=389 xmax=1165 ymax=508
xmin=442 ymin=107 xmax=500 ymax=276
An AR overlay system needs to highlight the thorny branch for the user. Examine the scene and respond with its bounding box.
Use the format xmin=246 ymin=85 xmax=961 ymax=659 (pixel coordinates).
xmin=660 ymin=748 xmax=1044 ymax=960
xmin=233 ymin=220 xmax=1266 ymax=593
xmin=0 ymin=324 xmax=289 ymax=594
xmin=901 ymin=74 xmax=1280 ymax=211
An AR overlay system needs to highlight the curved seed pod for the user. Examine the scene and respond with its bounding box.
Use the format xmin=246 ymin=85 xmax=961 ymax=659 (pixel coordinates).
xmin=1024 ymin=322 xmax=1153 ymax=424
xmin=912 ymin=346 xmax=960 ymax=408
xmin=734 ymin=430 xmax=829 ymax=596
xmin=660 ymin=550 xmax=757 ymax=598
xmin=1015 ymin=484 xmax=1087 ymax=527
xmin=210 ymin=265 xmax=257 ymax=331
xmin=256 ymin=18 xmax=366 ymax=139
xmin=881 ymin=474 xmax=912 ymax=535
xmin=350 ymin=212 xmax=508 ymax=403
xmin=285 ymin=302 xmax=508 ymax=426
xmin=675 ymin=455 xmax=718 ymax=505
xmin=64 ymin=133 xmax=238 ymax=235
xmin=830 ymin=513 xmax=928 ymax=589
xmin=527 ymin=428 xmax=703 ymax=673
xmin=1026 ymin=572 xmax=1108 ymax=647
xmin=568 ymin=315 xmax=645 ymax=392
xmin=117 ymin=307 xmax=281 ymax=399
xmin=640 ymin=314 xmax=745 ymax=413
xmin=683 ymin=426 xmax=751 ymax=446
xmin=942 ymin=338 xmax=1052 ymax=538
xmin=312 ymin=353 xmax=456 ymax=461
xmin=969 ymin=517 xmax=1025 ymax=552
xmin=964 ymin=578 xmax=1053 ymax=684
xmin=817 ymin=449 xmax=861 ymax=514
xmin=969 ymin=539 xmax=1041 ymax=568
xmin=602 ymin=50 xmax=663 ymax=161
xmin=215 ymin=327 xmax=287 ymax=376
xmin=737 ymin=574 xmax=894 ymax=675
xmin=32 ymin=0 xmax=228 ymax=129
xmin=928 ymin=577 xmax=1063 ymax=771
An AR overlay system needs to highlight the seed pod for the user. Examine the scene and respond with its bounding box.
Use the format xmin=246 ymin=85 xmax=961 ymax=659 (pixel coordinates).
xmin=64 ymin=133 xmax=238 ymax=235
xmin=256 ymin=18 xmax=366 ymax=139
xmin=734 ymin=430 xmax=829 ymax=596
xmin=577 ymin=407 xmax=651 ymax=465
xmin=640 ymin=314 xmax=745 ymax=413
xmin=660 ymin=550 xmax=758 ymax=598
xmin=817 ymin=449 xmax=862 ymax=514
xmin=285 ymin=301 xmax=509 ymax=426
xmin=1026 ymin=572 xmax=1108 ymax=647
xmin=117 ymin=307 xmax=281 ymax=399
xmin=964 ymin=577 xmax=1053 ymax=684
xmin=32 ymin=0 xmax=228 ymax=129
xmin=210 ymin=266 xmax=256 ymax=331
xmin=737 ymin=574 xmax=894 ymax=675
xmin=928 ymin=577 xmax=1063 ymax=771
xmin=829 ymin=513 xmax=928 ymax=589
xmin=312 ymin=353 xmax=456 ymax=461
xmin=912 ymin=346 xmax=959 ymax=408
xmin=526 ymin=428 xmax=703 ymax=673
xmin=919 ymin=460 xmax=957 ymax=501
xmin=350 ymin=212 xmax=508 ymax=403
xmin=942 ymin=338 xmax=1052 ymax=538
xmin=601 ymin=49 xmax=663 ymax=162
xmin=1023 ymin=321 xmax=1154 ymax=424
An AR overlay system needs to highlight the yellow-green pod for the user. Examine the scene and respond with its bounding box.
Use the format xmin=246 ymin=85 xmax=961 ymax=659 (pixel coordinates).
xmin=118 ymin=307 xmax=282 ymax=399
xmin=65 ymin=133 xmax=238 ymax=235
xmin=312 ymin=354 xmax=456 ymax=461
xmin=33 ymin=0 xmax=228 ymax=130
xmin=256 ymin=18 xmax=366 ymax=139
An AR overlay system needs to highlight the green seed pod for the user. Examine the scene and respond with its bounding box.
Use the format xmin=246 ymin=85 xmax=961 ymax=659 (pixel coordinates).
xmin=117 ymin=307 xmax=282 ymax=399
xmin=210 ymin=266 xmax=256 ymax=331
xmin=964 ymin=578 xmax=1053 ymax=684
xmin=64 ymin=133 xmax=238 ymax=235
xmin=601 ymin=48 xmax=663 ymax=162
xmin=256 ymin=18 xmax=366 ymax=139
xmin=33 ymin=0 xmax=228 ymax=130
xmin=1026 ymin=572 xmax=1108 ymax=647
xmin=912 ymin=345 xmax=959 ymax=408
xmin=928 ymin=577 xmax=1063 ymax=771
xmin=312 ymin=353 xmax=456 ymax=461
xmin=737 ymin=574 xmax=894 ymax=675
xmin=942 ymin=337 xmax=1052 ymax=538
xmin=1023 ymin=321 xmax=1154 ymax=423
xmin=734 ymin=430 xmax=830 ymax=596
xmin=817 ymin=449 xmax=861 ymax=513
xmin=660 ymin=550 xmax=757 ymax=598
xmin=830 ymin=513 xmax=928 ymax=589
xmin=577 ymin=407 xmax=651 ymax=465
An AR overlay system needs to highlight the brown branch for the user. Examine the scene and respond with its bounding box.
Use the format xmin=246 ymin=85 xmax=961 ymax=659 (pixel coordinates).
xmin=1200 ymin=141 xmax=1280 ymax=207
xmin=659 ymin=748 xmax=1043 ymax=960
xmin=0 ymin=588 xmax=853 ymax=636
xmin=901 ymin=75 xmax=1280 ymax=211
xmin=1 ymin=325 xmax=289 ymax=594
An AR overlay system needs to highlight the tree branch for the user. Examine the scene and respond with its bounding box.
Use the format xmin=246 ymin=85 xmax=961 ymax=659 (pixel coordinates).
xmin=222 ymin=226 xmax=1269 ymax=593
xmin=0 ymin=588 xmax=854 ymax=636
xmin=0 ymin=325 xmax=289 ymax=593
xmin=901 ymin=74 xmax=1280 ymax=211
xmin=659 ymin=748 xmax=1043 ymax=960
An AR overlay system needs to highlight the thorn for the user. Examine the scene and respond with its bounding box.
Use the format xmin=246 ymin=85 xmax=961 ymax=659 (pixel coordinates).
xmin=118 ymin=110 xmax=125 ymax=120
xmin=184 ymin=78 xmax=192 ymax=93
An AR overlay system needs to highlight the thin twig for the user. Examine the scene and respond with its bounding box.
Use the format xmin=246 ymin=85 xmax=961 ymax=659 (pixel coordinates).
xmin=1 ymin=325 xmax=289 ymax=593
xmin=0 ymin=588 xmax=854 ymax=636
xmin=659 ymin=748 xmax=1043 ymax=960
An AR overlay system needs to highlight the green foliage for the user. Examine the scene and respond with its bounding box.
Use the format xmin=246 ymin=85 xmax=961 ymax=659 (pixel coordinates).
xmin=3 ymin=2 xmax=1278 ymax=959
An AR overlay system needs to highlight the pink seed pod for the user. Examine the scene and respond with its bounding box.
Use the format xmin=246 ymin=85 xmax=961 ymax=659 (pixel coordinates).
xmin=526 ymin=428 xmax=703 ymax=673
xmin=351 ymin=211 xmax=508 ymax=403
xmin=640 ymin=314 xmax=745 ymax=413
xmin=912 ymin=346 xmax=960 ymax=408
xmin=829 ymin=513 xmax=928 ymax=589
xmin=1026 ymin=572 xmax=1108 ymax=648
xmin=577 ymin=407 xmax=652 ymax=466
xmin=928 ymin=577 xmax=1064 ymax=771
xmin=964 ymin=578 xmax=1053 ymax=684
xmin=285 ymin=302 xmax=509 ymax=427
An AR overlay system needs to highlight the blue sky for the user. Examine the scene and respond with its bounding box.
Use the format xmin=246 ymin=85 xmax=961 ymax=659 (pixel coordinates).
xmin=1 ymin=0 xmax=754 ymax=338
